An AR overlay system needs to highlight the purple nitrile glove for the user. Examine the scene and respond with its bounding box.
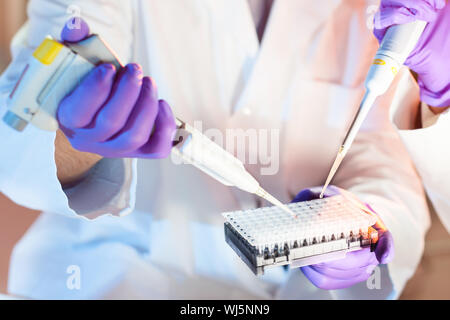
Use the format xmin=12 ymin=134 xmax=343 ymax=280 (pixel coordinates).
xmin=373 ymin=0 xmax=450 ymax=108
xmin=57 ymin=18 xmax=176 ymax=158
xmin=292 ymin=186 xmax=394 ymax=290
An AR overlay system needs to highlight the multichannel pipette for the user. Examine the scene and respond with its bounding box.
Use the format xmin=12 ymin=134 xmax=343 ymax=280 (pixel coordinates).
xmin=2 ymin=34 xmax=296 ymax=217
xmin=320 ymin=20 xmax=428 ymax=198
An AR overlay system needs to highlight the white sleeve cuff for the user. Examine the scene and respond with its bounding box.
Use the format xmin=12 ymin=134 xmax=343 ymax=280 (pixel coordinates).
xmin=0 ymin=114 xmax=137 ymax=219
xmin=64 ymin=157 xmax=137 ymax=220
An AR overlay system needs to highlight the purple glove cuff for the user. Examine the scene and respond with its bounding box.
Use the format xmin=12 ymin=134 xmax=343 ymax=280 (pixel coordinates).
xmin=419 ymin=81 xmax=450 ymax=108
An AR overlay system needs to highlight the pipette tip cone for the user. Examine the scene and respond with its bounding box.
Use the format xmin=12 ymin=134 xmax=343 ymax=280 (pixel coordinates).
xmin=255 ymin=187 xmax=297 ymax=218
xmin=320 ymin=146 xmax=345 ymax=200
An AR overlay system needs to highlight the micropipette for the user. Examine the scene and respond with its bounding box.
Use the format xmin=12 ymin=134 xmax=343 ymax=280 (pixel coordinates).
xmin=3 ymin=34 xmax=296 ymax=217
xmin=320 ymin=20 xmax=428 ymax=198
xmin=172 ymin=120 xmax=297 ymax=217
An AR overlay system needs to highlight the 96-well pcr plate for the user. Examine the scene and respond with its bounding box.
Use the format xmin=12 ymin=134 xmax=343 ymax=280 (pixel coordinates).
xmin=223 ymin=195 xmax=378 ymax=275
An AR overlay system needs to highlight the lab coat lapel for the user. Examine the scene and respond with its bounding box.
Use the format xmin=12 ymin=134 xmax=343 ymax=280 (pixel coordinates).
xmin=202 ymin=0 xmax=260 ymax=116
xmin=232 ymin=0 xmax=341 ymax=120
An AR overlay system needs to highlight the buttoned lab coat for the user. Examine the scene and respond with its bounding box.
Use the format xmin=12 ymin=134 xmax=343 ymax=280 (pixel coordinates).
xmin=1 ymin=0 xmax=448 ymax=299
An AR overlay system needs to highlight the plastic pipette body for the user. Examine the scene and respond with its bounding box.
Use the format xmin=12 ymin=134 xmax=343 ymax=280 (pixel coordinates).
xmin=172 ymin=120 xmax=296 ymax=216
xmin=320 ymin=20 xmax=427 ymax=198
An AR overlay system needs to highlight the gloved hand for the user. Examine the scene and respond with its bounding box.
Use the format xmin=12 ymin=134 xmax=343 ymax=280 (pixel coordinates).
xmin=373 ymin=0 xmax=450 ymax=108
xmin=57 ymin=18 xmax=176 ymax=158
xmin=292 ymin=186 xmax=394 ymax=290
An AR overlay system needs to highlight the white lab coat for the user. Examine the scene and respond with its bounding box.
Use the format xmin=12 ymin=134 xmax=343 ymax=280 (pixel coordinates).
xmin=0 ymin=0 xmax=448 ymax=299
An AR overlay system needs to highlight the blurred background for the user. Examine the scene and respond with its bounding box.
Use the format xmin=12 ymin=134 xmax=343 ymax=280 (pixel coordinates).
xmin=0 ymin=0 xmax=449 ymax=299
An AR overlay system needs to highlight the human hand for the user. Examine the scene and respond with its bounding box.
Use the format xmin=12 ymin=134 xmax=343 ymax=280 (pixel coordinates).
xmin=292 ymin=186 xmax=394 ymax=290
xmin=57 ymin=18 xmax=176 ymax=158
xmin=373 ymin=0 xmax=450 ymax=108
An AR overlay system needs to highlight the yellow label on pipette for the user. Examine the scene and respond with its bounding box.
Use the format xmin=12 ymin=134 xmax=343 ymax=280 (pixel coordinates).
xmin=373 ymin=58 xmax=386 ymax=65
xmin=33 ymin=38 xmax=63 ymax=65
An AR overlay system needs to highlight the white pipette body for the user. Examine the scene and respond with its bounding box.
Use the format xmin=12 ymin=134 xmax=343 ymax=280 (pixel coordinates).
xmin=320 ymin=20 xmax=427 ymax=198
xmin=172 ymin=120 xmax=296 ymax=216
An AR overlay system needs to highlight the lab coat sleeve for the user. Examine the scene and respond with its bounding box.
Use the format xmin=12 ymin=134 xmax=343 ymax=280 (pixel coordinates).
xmin=397 ymin=107 xmax=450 ymax=232
xmin=8 ymin=209 xmax=171 ymax=299
xmin=0 ymin=0 xmax=137 ymax=219
xmin=392 ymin=90 xmax=450 ymax=232
xmin=332 ymin=69 xmax=431 ymax=297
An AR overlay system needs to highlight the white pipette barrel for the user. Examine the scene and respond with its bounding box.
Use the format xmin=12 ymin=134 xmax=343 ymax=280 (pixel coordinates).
xmin=172 ymin=120 xmax=296 ymax=216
